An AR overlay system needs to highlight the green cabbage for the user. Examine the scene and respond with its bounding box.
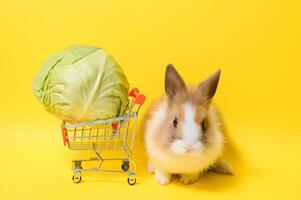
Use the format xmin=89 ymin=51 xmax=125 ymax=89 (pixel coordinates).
xmin=32 ymin=45 xmax=130 ymax=123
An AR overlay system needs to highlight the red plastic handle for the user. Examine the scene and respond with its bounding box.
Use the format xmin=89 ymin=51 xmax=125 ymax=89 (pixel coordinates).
xmin=61 ymin=123 xmax=68 ymax=146
xmin=128 ymin=88 xmax=140 ymax=98
xmin=111 ymin=122 xmax=119 ymax=130
xmin=134 ymin=94 xmax=146 ymax=105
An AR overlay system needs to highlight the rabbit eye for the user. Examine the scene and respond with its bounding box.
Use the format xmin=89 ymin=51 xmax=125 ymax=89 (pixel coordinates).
xmin=201 ymin=120 xmax=207 ymax=131
xmin=173 ymin=118 xmax=178 ymax=128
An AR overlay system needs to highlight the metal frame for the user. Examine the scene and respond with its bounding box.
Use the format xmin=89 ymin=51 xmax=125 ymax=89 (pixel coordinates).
xmin=61 ymin=88 xmax=145 ymax=185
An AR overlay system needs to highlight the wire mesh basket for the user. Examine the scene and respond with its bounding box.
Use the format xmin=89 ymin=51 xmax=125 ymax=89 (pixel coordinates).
xmin=61 ymin=88 xmax=145 ymax=185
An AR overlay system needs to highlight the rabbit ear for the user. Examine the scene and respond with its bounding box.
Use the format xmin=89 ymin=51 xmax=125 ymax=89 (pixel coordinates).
xmin=197 ymin=69 xmax=221 ymax=104
xmin=165 ymin=64 xmax=187 ymax=100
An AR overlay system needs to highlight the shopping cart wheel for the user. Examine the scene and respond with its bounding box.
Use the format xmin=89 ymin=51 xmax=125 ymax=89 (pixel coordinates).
xmin=72 ymin=175 xmax=82 ymax=183
xmin=121 ymin=163 xmax=130 ymax=171
xmin=127 ymin=177 xmax=136 ymax=185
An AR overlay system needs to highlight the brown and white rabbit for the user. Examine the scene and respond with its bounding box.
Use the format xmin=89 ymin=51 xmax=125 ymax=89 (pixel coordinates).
xmin=144 ymin=64 xmax=233 ymax=185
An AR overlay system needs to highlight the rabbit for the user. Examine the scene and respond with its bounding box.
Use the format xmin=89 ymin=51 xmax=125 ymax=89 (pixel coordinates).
xmin=144 ymin=64 xmax=233 ymax=185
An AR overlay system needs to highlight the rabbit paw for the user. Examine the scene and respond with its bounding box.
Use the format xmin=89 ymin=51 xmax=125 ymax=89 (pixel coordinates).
xmin=154 ymin=169 xmax=171 ymax=185
xmin=180 ymin=173 xmax=199 ymax=184
xmin=211 ymin=160 xmax=234 ymax=175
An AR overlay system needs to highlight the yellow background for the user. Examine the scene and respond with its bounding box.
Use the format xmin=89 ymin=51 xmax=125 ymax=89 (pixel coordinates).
xmin=0 ymin=0 xmax=300 ymax=199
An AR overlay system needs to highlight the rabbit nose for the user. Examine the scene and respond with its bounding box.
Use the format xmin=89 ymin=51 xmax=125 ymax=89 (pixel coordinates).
xmin=183 ymin=145 xmax=194 ymax=152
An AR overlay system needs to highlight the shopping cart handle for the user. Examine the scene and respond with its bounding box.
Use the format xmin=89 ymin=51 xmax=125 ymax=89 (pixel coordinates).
xmin=134 ymin=94 xmax=146 ymax=105
xmin=128 ymin=88 xmax=139 ymax=98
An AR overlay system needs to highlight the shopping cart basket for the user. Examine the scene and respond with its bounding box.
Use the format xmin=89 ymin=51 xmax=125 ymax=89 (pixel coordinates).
xmin=61 ymin=88 xmax=145 ymax=185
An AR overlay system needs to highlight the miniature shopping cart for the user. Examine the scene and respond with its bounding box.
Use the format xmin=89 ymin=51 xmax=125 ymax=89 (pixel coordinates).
xmin=61 ymin=88 xmax=145 ymax=185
